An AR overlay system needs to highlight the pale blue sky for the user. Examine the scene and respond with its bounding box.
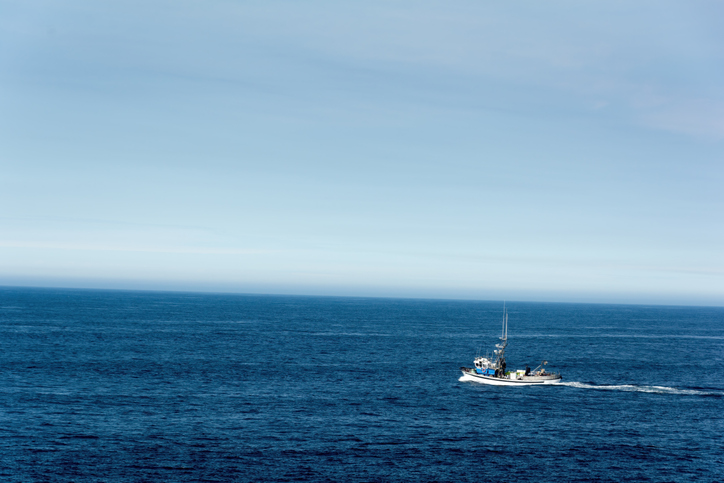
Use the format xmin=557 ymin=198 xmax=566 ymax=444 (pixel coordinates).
xmin=1 ymin=1 xmax=723 ymax=304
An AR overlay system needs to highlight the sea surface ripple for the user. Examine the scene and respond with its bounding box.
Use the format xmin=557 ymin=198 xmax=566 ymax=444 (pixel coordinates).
xmin=1 ymin=288 xmax=722 ymax=482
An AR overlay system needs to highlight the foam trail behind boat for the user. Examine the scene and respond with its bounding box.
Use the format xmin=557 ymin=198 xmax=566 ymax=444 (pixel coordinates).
xmin=560 ymin=382 xmax=720 ymax=396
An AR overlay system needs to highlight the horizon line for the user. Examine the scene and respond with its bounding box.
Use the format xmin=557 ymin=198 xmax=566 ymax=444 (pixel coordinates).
xmin=1 ymin=282 xmax=722 ymax=309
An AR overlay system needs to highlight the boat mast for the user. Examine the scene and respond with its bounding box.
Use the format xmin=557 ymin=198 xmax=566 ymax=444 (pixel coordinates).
xmin=504 ymin=311 xmax=508 ymax=340
xmin=494 ymin=303 xmax=508 ymax=373
xmin=501 ymin=302 xmax=508 ymax=344
xmin=502 ymin=301 xmax=505 ymax=340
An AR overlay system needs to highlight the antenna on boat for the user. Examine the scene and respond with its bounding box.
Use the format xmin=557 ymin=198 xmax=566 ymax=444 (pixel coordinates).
xmin=502 ymin=301 xmax=505 ymax=340
xmin=501 ymin=301 xmax=508 ymax=342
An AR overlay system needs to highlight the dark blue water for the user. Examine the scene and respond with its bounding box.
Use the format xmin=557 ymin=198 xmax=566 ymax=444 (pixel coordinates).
xmin=1 ymin=287 xmax=722 ymax=482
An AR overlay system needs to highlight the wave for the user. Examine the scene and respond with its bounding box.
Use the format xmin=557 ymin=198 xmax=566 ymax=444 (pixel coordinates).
xmin=560 ymin=381 xmax=720 ymax=396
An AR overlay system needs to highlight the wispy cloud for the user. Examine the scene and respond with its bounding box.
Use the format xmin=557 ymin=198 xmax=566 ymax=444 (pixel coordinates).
xmin=638 ymin=99 xmax=724 ymax=138
xmin=0 ymin=241 xmax=273 ymax=255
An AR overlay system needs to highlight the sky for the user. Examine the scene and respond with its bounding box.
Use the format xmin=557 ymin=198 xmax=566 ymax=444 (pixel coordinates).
xmin=1 ymin=0 xmax=723 ymax=305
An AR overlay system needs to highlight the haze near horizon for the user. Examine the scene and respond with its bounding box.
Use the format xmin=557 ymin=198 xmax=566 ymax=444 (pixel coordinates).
xmin=1 ymin=1 xmax=723 ymax=306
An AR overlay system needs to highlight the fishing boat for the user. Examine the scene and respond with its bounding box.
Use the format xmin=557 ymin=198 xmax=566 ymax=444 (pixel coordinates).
xmin=459 ymin=306 xmax=562 ymax=386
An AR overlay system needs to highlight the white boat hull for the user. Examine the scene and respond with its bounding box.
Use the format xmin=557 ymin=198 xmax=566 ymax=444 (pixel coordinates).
xmin=460 ymin=371 xmax=562 ymax=386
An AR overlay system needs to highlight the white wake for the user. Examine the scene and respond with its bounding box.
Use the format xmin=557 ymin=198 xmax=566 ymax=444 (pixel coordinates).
xmin=560 ymin=381 xmax=719 ymax=396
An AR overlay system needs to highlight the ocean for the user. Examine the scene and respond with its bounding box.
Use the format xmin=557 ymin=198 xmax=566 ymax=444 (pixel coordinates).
xmin=1 ymin=287 xmax=722 ymax=482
